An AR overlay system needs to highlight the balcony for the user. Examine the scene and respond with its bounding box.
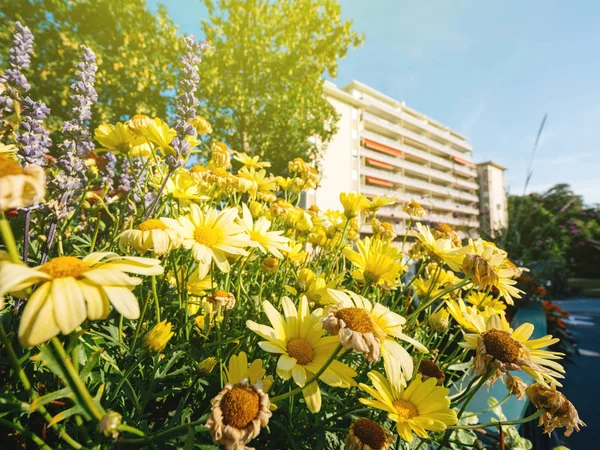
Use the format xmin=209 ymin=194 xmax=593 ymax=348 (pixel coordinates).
xmin=359 ymin=93 xmax=473 ymax=152
xmin=363 ymin=111 xmax=476 ymax=166
xmin=361 ymin=166 xmax=480 ymax=203
xmin=362 ymin=129 xmax=477 ymax=179
xmin=361 ymin=147 xmax=479 ymax=191
xmin=375 ymin=205 xmax=479 ymax=228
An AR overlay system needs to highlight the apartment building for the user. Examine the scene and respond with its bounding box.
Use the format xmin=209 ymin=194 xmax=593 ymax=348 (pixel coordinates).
xmin=310 ymin=79 xmax=488 ymax=240
xmin=477 ymin=161 xmax=509 ymax=235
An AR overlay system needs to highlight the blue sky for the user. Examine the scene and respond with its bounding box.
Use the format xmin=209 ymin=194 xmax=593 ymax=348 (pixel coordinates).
xmin=155 ymin=0 xmax=600 ymax=204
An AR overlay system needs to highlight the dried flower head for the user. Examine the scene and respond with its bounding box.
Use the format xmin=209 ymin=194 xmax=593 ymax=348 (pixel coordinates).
xmin=346 ymin=418 xmax=396 ymax=450
xmin=403 ymin=199 xmax=425 ymax=217
xmin=207 ymin=380 xmax=272 ymax=450
xmin=417 ymin=359 xmax=446 ymax=386
xmin=526 ymin=383 xmax=585 ymax=437
xmin=208 ymin=290 xmax=236 ymax=310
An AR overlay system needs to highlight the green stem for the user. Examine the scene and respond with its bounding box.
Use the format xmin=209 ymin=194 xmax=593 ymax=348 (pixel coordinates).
xmin=51 ymin=337 xmax=104 ymax=421
xmin=271 ymin=344 xmax=343 ymax=403
xmin=462 ymin=393 xmax=511 ymax=419
xmin=448 ymin=409 xmax=545 ymax=430
xmin=152 ymin=275 xmax=161 ymax=323
xmin=408 ymin=277 xmax=471 ymax=322
xmin=118 ymin=423 xmax=146 ymax=437
xmin=0 ymin=211 xmax=20 ymax=263
xmin=131 ymin=292 xmax=152 ymax=352
xmin=116 ymin=418 xmax=206 ymax=446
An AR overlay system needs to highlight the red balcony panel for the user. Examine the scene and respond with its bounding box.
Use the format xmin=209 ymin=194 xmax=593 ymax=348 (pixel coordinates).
xmin=366 ymin=158 xmax=395 ymax=171
xmin=362 ymin=138 xmax=404 ymax=158
xmin=365 ymin=176 xmax=394 ymax=188
xmin=451 ymin=155 xmax=476 ymax=168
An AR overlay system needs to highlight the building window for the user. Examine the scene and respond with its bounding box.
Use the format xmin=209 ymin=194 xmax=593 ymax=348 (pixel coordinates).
xmin=351 ymin=129 xmax=358 ymax=140
xmin=351 ymin=169 xmax=358 ymax=181
xmin=352 ymin=108 xmax=358 ymax=120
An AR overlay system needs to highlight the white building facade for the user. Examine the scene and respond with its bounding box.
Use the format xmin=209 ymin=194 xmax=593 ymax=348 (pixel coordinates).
xmin=477 ymin=161 xmax=509 ymax=235
xmin=312 ymin=80 xmax=497 ymax=239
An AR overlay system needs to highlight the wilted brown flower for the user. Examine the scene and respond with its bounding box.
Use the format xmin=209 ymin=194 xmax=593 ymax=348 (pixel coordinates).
xmin=346 ymin=418 xmax=395 ymax=450
xmin=526 ymin=383 xmax=585 ymax=437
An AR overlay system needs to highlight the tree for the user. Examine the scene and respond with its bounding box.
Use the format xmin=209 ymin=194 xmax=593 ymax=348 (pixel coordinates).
xmin=0 ymin=0 xmax=180 ymax=129
xmin=198 ymin=0 xmax=363 ymax=175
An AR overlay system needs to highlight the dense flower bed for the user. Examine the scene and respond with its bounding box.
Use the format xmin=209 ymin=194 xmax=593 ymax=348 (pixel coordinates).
xmin=0 ymin=23 xmax=585 ymax=449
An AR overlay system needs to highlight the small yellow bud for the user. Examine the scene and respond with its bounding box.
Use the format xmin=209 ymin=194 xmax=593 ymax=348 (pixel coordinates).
xmin=210 ymin=142 xmax=231 ymax=169
xmin=428 ymin=309 xmax=450 ymax=332
xmin=262 ymin=257 xmax=279 ymax=274
xmin=143 ymin=320 xmax=174 ymax=353
xmin=189 ymin=116 xmax=212 ymax=135
xmin=197 ymin=357 xmax=218 ymax=375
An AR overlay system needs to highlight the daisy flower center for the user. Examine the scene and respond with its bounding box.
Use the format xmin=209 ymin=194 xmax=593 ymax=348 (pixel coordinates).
xmin=249 ymin=230 xmax=265 ymax=243
xmin=39 ymin=256 xmax=90 ymax=279
xmin=335 ymin=307 xmax=375 ymax=333
xmin=138 ymin=219 xmax=168 ymax=231
xmin=286 ymin=338 xmax=314 ymax=365
xmin=482 ymin=329 xmax=522 ymax=363
xmin=220 ymin=386 xmax=260 ymax=429
xmin=353 ymin=418 xmax=388 ymax=450
xmin=393 ymin=399 xmax=418 ymax=420
xmin=0 ymin=155 xmax=24 ymax=177
xmin=194 ymin=225 xmax=221 ymax=247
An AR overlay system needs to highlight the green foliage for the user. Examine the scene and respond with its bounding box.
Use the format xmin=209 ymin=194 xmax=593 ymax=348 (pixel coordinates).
xmin=0 ymin=0 xmax=180 ymax=129
xmin=491 ymin=183 xmax=600 ymax=287
xmin=198 ymin=0 xmax=363 ymax=175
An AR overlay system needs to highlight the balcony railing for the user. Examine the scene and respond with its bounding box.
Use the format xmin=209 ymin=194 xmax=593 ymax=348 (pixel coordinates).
xmin=360 ymin=93 xmax=473 ymax=152
xmin=362 ymin=129 xmax=477 ymax=179
xmin=361 ymin=147 xmax=479 ymax=191
xmin=361 ymin=166 xmax=480 ymax=203
xmin=363 ymin=111 xmax=476 ymax=166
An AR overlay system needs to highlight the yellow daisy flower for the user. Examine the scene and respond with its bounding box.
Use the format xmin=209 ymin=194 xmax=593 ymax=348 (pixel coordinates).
xmin=365 ymin=195 xmax=397 ymax=214
xmin=465 ymin=291 xmax=507 ymax=316
xmin=162 ymin=204 xmax=249 ymax=272
xmin=233 ymin=151 xmax=271 ymax=169
xmin=402 ymin=199 xmax=426 ymax=217
xmin=240 ymin=204 xmax=290 ymax=258
xmin=359 ymin=371 xmax=457 ymax=443
xmin=246 ymin=296 xmax=357 ymax=413
xmin=94 ymin=122 xmax=136 ymax=154
xmin=340 ymin=192 xmax=369 ymax=219
xmin=0 ymin=253 xmax=163 ymax=347
xmin=460 ymin=314 xmax=565 ymax=386
xmin=411 ymin=223 xmax=464 ymax=271
xmin=459 ymin=238 xmax=523 ymax=304
xmin=324 ymin=290 xmax=427 ymax=387
xmin=343 ymin=237 xmax=405 ymax=288
xmin=0 ymin=154 xmax=45 ymax=211
xmin=446 ymin=298 xmax=491 ymax=332
xmin=136 ymin=117 xmax=177 ymax=155
xmin=119 ymin=218 xmax=182 ymax=256
xmin=189 ymin=116 xmax=212 ymax=135
xmin=237 ymin=168 xmax=277 ymax=200
xmin=225 ymin=351 xmax=274 ymax=392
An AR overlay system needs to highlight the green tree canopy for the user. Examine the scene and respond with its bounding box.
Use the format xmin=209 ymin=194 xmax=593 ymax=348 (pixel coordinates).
xmin=198 ymin=0 xmax=363 ymax=175
xmin=0 ymin=0 xmax=180 ymax=129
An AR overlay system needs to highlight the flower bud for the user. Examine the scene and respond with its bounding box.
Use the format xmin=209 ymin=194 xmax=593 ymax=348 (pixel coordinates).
xmin=262 ymin=257 xmax=279 ymax=274
xmin=208 ymin=290 xmax=236 ymax=310
xmin=198 ymin=357 xmax=218 ymax=375
xmin=143 ymin=320 xmax=174 ymax=353
xmin=428 ymin=309 xmax=449 ymax=332
xmin=211 ymin=142 xmax=231 ymax=169
xmin=99 ymin=411 xmax=122 ymax=438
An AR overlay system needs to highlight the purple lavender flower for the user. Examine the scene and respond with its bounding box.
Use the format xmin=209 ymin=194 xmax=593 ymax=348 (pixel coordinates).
xmin=102 ymin=152 xmax=117 ymax=190
xmin=17 ymin=97 xmax=51 ymax=165
xmin=1 ymin=22 xmax=51 ymax=165
xmin=53 ymin=45 xmax=98 ymax=193
xmin=169 ymin=35 xmax=207 ymax=170
xmin=0 ymin=22 xmax=34 ymax=98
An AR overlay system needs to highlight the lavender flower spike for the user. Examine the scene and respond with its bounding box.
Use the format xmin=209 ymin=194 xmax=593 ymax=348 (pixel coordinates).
xmin=52 ymin=45 xmax=99 ymax=195
xmin=0 ymin=22 xmax=51 ymax=165
xmin=17 ymin=97 xmax=51 ymax=165
xmin=167 ymin=35 xmax=207 ymax=170
xmin=0 ymin=22 xmax=34 ymax=97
